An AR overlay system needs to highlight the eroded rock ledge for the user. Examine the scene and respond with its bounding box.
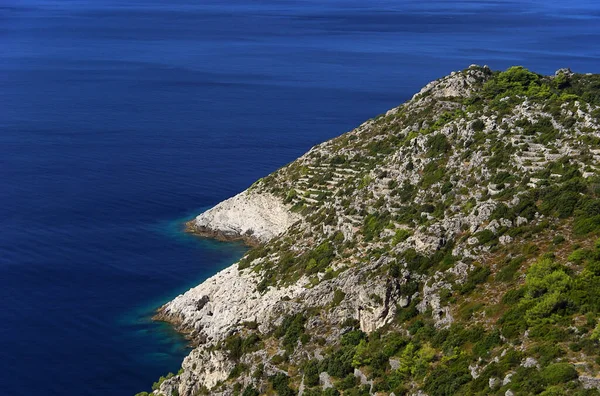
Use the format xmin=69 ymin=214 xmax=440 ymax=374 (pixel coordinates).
xmin=185 ymin=189 xmax=301 ymax=246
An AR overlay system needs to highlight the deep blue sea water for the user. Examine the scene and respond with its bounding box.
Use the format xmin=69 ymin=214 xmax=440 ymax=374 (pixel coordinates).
xmin=1 ymin=0 xmax=599 ymax=395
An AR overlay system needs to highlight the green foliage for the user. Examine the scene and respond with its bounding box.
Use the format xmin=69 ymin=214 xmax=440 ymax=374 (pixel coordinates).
xmin=510 ymin=366 xmax=546 ymax=394
xmin=426 ymin=133 xmax=451 ymax=157
xmin=274 ymin=313 xmax=306 ymax=352
xmin=496 ymin=256 xmax=525 ymax=282
xmin=392 ymin=228 xmax=412 ymax=245
xmin=459 ymin=265 xmax=490 ymax=295
xmin=363 ymin=212 xmax=391 ymax=241
xmin=320 ymin=346 xmax=355 ymax=378
xmin=421 ymin=160 xmax=446 ymax=188
xmin=268 ymin=373 xmax=296 ymax=396
xmin=352 ymin=339 xmax=372 ymax=367
xmin=152 ymin=372 xmax=175 ymax=391
xmin=574 ymin=214 xmax=600 ymax=235
xmin=541 ymin=363 xmax=578 ymax=385
xmin=563 ymin=73 xmax=600 ymax=106
xmin=553 ymin=235 xmax=566 ymax=245
xmin=475 ymin=229 xmax=496 ymax=245
xmin=242 ymin=386 xmax=260 ymax=396
xmin=471 ymin=119 xmax=485 ymax=132
xmin=483 ymin=66 xmax=542 ymax=99
xmin=332 ymin=289 xmax=346 ymax=306
xmin=341 ymin=330 xmax=366 ymax=347
xmin=224 ymin=333 xmax=262 ymax=360
xmin=228 ymin=362 xmax=249 ymax=379
xmin=305 ymin=240 xmax=335 ymax=274
xmin=423 ymin=357 xmax=471 ymax=396
xmin=303 ymin=360 xmax=320 ymax=387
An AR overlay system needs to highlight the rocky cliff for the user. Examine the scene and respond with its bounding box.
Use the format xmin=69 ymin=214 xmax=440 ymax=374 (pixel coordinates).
xmin=143 ymin=66 xmax=600 ymax=396
xmin=186 ymin=190 xmax=301 ymax=245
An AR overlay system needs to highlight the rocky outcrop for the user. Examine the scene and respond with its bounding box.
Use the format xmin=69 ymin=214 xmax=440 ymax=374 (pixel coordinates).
xmin=158 ymin=258 xmax=406 ymax=345
xmin=186 ymin=189 xmax=301 ymax=245
xmin=157 ymin=263 xmax=301 ymax=343
xmin=153 ymin=257 xmax=410 ymax=394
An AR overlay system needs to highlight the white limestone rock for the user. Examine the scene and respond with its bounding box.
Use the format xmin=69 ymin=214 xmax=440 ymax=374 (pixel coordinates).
xmin=192 ymin=189 xmax=301 ymax=244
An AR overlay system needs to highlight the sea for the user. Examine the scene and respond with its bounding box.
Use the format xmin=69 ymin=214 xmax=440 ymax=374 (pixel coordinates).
xmin=1 ymin=0 xmax=599 ymax=394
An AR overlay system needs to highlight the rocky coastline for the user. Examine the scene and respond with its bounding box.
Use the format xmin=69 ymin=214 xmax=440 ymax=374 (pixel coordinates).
xmin=184 ymin=220 xmax=262 ymax=247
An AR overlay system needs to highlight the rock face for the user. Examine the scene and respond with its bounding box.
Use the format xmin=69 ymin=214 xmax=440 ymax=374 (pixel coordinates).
xmin=150 ymin=66 xmax=600 ymax=396
xmin=158 ymin=263 xmax=301 ymax=343
xmin=187 ymin=190 xmax=301 ymax=245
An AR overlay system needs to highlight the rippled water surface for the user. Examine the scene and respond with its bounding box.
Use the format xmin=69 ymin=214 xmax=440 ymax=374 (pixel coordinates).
xmin=1 ymin=0 xmax=599 ymax=394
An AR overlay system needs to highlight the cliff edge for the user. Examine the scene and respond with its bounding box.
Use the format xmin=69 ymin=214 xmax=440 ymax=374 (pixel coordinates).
xmin=186 ymin=190 xmax=301 ymax=245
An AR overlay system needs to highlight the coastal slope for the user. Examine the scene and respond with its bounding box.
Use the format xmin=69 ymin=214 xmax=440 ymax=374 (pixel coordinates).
xmin=147 ymin=66 xmax=600 ymax=396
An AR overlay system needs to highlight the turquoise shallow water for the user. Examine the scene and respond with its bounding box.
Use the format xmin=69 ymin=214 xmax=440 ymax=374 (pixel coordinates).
xmin=1 ymin=0 xmax=599 ymax=395
xmin=117 ymin=216 xmax=248 ymax=382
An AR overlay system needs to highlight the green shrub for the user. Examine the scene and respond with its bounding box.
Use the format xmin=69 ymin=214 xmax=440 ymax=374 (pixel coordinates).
xmin=496 ymin=256 xmax=525 ymax=282
xmin=502 ymin=287 xmax=526 ymax=305
xmin=303 ymin=360 xmax=320 ymax=387
xmin=475 ymin=229 xmax=496 ymax=245
xmin=574 ymin=215 xmax=600 ymax=235
xmin=426 ymin=134 xmax=451 ymax=157
xmin=541 ymin=363 xmax=578 ymax=385
xmin=274 ymin=313 xmax=306 ymax=352
xmin=228 ymin=363 xmax=248 ymax=379
xmin=568 ymin=249 xmax=589 ymax=264
xmin=332 ymin=289 xmax=346 ymax=306
xmin=510 ymin=366 xmax=545 ymax=394
xmin=242 ymin=386 xmax=260 ymax=396
xmin=471 ymin=119 xmax=485 ymax=132
xmin=423 ymin=361 xmax=471 ymax=396
xmin=363 ymin=212 xmax=390 ymax=241
xmin=392 ymin=228 xmax=412 ymax=245
xmin=268 ymin=373 xmax=296 ymax=396
xmin=459 ymin=266 xmax=491 ymax=294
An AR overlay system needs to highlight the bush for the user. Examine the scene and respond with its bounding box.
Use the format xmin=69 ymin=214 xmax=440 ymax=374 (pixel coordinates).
xmin=541 ymin=363 xmax=578 ymax=385
xmin=471 ymin=119 xmax=485 ymax=132
xmin=574 ymin=215 xmax=600 ymax=235
xmin=496 ymin=256 xmax=525 ymax=282
xmin=423 ymin=362 xmax=472 ymax=396
xmin=274 ymin=313 xmax=306 ymax=352
xmin=426 ymin=134 xmax=451 ymax=157
xmin=303 ymin=360 xmax=320 ymax=387
xmin=459 ymin=266 xmax=491 ymax=295
xmin=483 ymin=66 xmax=541 ymax=99
xmin=363 ymin=212 xmax=391 ymax=241
xmin=510 ymin=366 xmax=546 ymax=394
xmin=393 ymin=228 xmax=412 ymax=245
xmin=268 ymin=373 xmax=296 ymax=396
xmin=242 ymin=386 xmax=260 ymax=396
xmin=475 ymin=229 xmax=496 ymax=245
xmin=332 ymin=289 xmax=346 ymax=306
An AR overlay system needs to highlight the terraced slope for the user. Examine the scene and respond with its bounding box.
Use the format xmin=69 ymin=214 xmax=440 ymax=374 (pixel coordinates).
xmin=145 ymin=66 xmax=600 ymax=396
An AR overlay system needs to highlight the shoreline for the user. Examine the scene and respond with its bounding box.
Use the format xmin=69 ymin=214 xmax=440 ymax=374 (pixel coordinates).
xmin=183 ymin=219 xmax=262 ymax=247
xmin=152 ymin=305 xmax=204 ymax=347
xmin=151 ymin=218 xmax=258 ymax=345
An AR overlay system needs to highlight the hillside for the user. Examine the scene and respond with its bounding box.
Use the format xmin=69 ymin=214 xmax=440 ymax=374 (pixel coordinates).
xmin=143 ymin=65 xmax=600 ymax=396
